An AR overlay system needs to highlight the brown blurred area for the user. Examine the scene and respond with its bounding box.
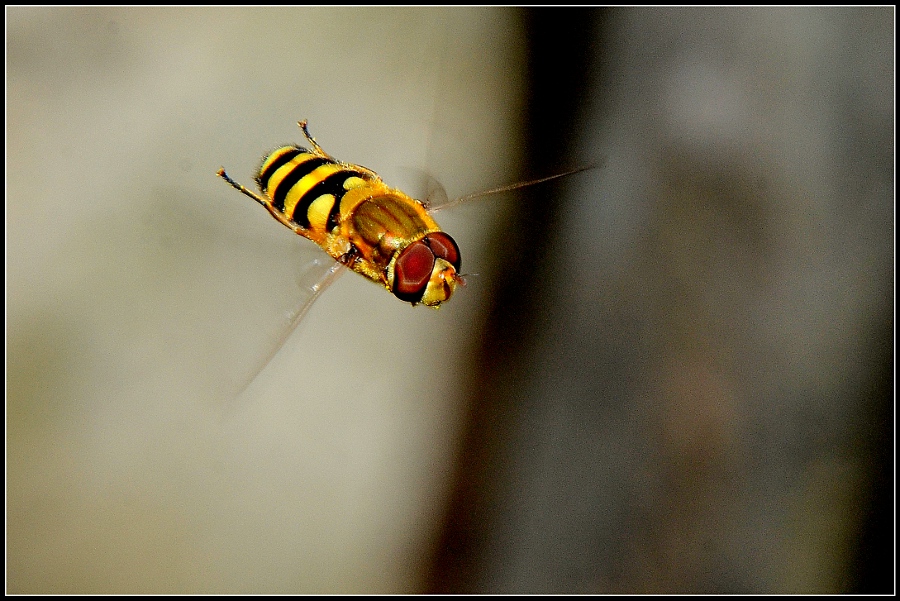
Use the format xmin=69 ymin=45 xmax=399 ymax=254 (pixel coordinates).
xmin=428 ymin=7 xmax=893 ymax=594
xmin=7 ymin=7 xmax=893 ymax=593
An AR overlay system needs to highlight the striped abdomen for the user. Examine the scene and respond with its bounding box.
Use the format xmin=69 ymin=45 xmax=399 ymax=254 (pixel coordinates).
xmin=256 ymin=145 xmax=374 ymax=233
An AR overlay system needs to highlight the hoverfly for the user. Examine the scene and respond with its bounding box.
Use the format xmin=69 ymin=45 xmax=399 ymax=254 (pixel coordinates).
xmin=219 ymin=120 xmax=465 ymax=310
xmin=218 ymin=120 xmax=593 ymax=387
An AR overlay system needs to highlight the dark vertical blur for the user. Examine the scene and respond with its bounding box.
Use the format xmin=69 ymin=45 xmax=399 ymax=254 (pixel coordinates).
xmin=426 ymin=7 xmax=893 ymax=594
xmin=847 ymin=334 xmax=893 ymax=594
xmin=426 ymin=8 xmax=608 ymax=593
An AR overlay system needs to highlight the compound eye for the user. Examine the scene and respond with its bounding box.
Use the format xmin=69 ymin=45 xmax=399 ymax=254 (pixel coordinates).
xmin=424 ymin=232 xmax=461 ymax=271
xmin=393 ymin=240 xmax=435 ymax=303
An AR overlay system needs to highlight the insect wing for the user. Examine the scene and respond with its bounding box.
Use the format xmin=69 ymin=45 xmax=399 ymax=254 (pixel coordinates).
xmin=234 ymin=258 xmax=347 ymax=395
xmin=393 ymin=166 xmax=451 ymax=212
xmin=428 ymin=165 xmax=601 ymax=214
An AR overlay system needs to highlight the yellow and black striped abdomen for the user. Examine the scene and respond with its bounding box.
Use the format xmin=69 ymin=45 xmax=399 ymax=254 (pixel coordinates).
xmin=257 ymin=145 xmax=374 ymax=232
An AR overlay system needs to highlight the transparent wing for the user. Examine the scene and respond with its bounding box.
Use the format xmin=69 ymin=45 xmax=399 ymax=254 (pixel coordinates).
xmin=396 ymin=164 xmax=600 ymax=214
xmin=394 ymin=166 xmax=450 ymax=210
xmin=429 ymin=164 xmax=600 ymax=214
xmin=234 ymin=258 xmax=347 ymax=395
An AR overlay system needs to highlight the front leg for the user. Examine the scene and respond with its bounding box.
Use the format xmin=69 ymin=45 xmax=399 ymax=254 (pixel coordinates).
xmin=337 ymin=245 xmax=360 ymax=268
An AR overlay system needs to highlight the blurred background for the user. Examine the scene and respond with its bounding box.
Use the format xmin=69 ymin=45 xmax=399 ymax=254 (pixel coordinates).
xmin=6 ymin=7 xmax=893 ymax=593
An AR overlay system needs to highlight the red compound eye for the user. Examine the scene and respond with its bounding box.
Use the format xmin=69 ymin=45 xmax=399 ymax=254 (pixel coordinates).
xmin=392 ymin=240 xmax=435 ymax=303
xmin=424 ymin=232 xmax=461 ymax=271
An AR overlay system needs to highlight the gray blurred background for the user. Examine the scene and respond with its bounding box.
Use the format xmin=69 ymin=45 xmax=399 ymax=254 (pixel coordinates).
xmin=6 ymin=7 xmax=893 ymax=593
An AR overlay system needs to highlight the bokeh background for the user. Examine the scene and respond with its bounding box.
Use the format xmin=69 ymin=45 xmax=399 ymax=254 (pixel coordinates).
xmin=7 ymin=7 xmax=893 ymax=593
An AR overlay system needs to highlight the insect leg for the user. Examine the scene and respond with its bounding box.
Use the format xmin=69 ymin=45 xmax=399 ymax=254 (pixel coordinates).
xmin=218 ymin=168 xmax=311 ymax=237
xmin=217 ymin=168 xmax=268 ymax=206
xmin=336 ymin=244 xmax=360 ymax=267
xmin=297 ymin=120 xmax=333 ymax=159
